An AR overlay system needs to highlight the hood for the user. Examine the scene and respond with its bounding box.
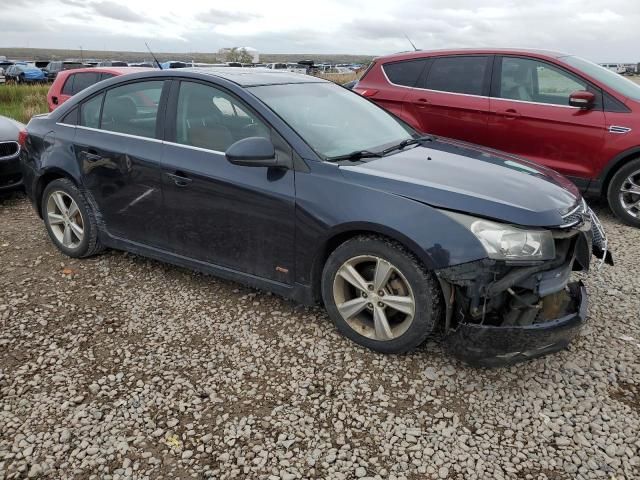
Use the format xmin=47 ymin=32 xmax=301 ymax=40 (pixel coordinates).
xmin=340 ymin=138 xmax=580 ymax=227
xmin=0 ymin=115 xmax=24 ymax=141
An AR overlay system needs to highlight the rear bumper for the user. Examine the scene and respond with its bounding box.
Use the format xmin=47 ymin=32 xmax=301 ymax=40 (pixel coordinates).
xmin=445 ymin=281 xmax=587 ymax=367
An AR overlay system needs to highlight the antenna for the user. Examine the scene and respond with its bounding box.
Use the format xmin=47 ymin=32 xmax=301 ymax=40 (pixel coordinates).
xmin=145 ymin=42 xmax=163 ymax=70
xmin=404 ymin=34 xmax=419 ymax=51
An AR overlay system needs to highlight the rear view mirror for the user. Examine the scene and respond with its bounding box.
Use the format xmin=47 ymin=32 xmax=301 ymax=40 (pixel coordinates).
xmin=569 ymin=90 xmax=595 ymax=109
xmin=225 ymin=137 xmax=282 ymax=168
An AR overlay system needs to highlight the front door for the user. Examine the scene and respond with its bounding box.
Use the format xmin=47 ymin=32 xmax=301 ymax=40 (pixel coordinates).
xmin=160 ymin=80 xmax=296 ymax=283
xmin=74 ymin=80 xmax=168 ymax=247
xmin=486 ymin=56 xmax=606 ymax=180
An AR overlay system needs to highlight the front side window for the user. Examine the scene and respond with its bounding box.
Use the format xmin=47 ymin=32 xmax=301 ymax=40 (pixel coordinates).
xmin=71 ymin=72 xmax=100 ymax=95
xmin=175 ymin=81 xmax=269 ymax=152
xmin=424 ymin=56 xmax=488 ymax=95
xmin=498 ymin=57 xmax=587 ymax=105
xmin=383 ymin=59 xmax=427 ymax=87
xmin=80 ymin=93 xmax=103 ymax=128
xmin=100 ymin=81 xmax=163 ymax=139
xmin=250 ymin=82 xmax=415 ymax=159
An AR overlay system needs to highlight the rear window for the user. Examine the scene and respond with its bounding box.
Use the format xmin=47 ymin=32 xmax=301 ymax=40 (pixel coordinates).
xmin=424 ymin=56 xmax=489 ymax=95
xmin=382 ymin=59 xmax=427 ymax=87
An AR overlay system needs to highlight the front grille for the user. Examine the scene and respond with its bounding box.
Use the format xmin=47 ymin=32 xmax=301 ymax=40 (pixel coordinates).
xmin=0 ymin=141 xmax=19 ymax=160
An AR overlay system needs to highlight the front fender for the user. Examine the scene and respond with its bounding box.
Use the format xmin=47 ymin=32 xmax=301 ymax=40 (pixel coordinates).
xmin=294 ymin=161 xmax=488 ymax=286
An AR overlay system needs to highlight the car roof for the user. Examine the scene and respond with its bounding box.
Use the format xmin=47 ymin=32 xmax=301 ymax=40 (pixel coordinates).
xmin=376 ymin=48 xmax=569 ymax=62
xmin=54 ymin=66 xmax=153 ymax=81
xmin=176 ymin=67 xmax=327 ymax=87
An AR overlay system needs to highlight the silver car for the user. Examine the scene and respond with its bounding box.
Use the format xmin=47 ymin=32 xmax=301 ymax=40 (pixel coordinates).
xmin=0 ymin=115 xmax=24 ymax=192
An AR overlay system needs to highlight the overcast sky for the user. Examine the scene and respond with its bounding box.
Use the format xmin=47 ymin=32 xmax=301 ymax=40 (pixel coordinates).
xmin=2 ymin=0 xmax=639 ymax=61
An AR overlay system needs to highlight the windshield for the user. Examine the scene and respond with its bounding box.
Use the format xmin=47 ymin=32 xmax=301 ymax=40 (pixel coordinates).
xmin=249 ymin=82 xmax=415 ymax=159
xmin=563 ymin=55 xmax=640 ymax=101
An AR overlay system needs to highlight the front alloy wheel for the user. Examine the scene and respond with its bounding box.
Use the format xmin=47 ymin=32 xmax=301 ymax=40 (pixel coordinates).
xmin=619 ymin=169 xmax=640 ymax=219
xmin=333 ymin=255 xmax=416 ymax=341
xmin=322 ymin=235 xmax=442 ymax=354
xmin=608 ymin=158 xmax=640 ymax=228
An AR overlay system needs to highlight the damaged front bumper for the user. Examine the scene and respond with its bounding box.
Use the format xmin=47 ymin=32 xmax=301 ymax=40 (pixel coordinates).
xmin=446 ymin=281 xmax=586 ymax=367
xmin=436 ymin=205 xmax=609 ymax=368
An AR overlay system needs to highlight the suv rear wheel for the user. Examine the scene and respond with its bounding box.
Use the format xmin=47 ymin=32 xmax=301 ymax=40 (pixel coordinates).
xmin=608 ymin=158 xmax=640 ymax=228
xmin=321 ymin=235 xmax=443 ymax=354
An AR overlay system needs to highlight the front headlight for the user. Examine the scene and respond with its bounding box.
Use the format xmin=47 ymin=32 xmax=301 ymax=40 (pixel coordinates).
xmin=443 ymin=211 xmax=555 ymax=261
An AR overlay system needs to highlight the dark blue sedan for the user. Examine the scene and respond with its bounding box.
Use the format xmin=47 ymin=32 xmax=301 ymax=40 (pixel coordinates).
xmin=19 ymin=68 xmax=611 ymax=366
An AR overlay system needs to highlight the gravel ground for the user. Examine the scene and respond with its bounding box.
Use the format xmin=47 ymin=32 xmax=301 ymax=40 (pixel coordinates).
xmin=0 ymin=192 xmax=638 ymax=480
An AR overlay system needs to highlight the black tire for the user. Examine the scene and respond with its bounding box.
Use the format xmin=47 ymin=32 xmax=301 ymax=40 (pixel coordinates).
xmin=41 ymin=178 xmax=103 ymax=258
xmin=321 ymin=235 xmax=443 ymax=354
xmin=607 ymin=158 xmax=640 ymax=228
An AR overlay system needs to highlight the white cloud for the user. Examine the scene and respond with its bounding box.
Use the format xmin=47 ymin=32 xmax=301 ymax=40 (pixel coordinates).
xmin=0 ymin=0 xmax=639 ymax=61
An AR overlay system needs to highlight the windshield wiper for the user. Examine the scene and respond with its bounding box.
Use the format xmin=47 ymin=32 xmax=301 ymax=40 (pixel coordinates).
xmin=381 ymin=135 xmax=434 ymax=155
xmin=327 ymin=150 xmax=384 ymax=162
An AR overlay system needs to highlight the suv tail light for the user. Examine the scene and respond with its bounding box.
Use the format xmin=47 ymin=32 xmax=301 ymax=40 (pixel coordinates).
xmin=354 ymin=88 xmax=379 ymax=98
xmin=18 ymin=129 xmax=28 ymax=147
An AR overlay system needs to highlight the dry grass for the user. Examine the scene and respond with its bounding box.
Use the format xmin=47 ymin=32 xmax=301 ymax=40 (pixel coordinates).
xmin=0 ymin=83 xmax=49 ymax=123
xmin=316 ymin=72 xmax=360 ymax=84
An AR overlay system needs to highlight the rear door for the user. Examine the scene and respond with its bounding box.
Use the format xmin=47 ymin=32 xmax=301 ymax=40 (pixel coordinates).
xmin=74 ymin=79 xmax=169 ymax=247
xmin=487 ymin=56 xmax=606 ymax=180
xmin=403 ymin=55 xmax=492 ymax=144
xmin=160 ymin=80 xmax=296 ymax=283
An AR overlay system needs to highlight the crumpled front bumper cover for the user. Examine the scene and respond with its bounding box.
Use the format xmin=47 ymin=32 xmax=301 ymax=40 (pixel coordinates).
xmin=445 ymin=281 xmax=587 ymax=368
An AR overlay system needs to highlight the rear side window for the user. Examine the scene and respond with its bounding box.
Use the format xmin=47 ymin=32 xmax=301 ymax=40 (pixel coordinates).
xmin=61 ymin=75 xmax=75 ymax=95
xmin=424 ymin=56 xmax=489 ymax=95
xmin=80 ymin=93 xmax=104 ymax=129
xmin=71 ymin=72 xmax=100 ymax=94
xmin=100 ymin=81 xmax=164 ymax=139
xmin=382 ymin=59 xmax=427 ymax=87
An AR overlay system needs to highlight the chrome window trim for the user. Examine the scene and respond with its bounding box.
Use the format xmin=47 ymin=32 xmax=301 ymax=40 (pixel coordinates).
xmin=0 ymin=141 xmax=20 ymax=161
xmin=491 ymin=96 xmax=579 ymax=109
xmin=56 ymin=122 xmax=225 ymax=154
xmin=163 ymin=140 xmax=224 ymax=155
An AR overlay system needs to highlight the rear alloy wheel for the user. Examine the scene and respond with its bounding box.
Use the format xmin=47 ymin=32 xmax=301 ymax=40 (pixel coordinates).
xmin=322 ymin=236 xmax=442 ymax=353
xmin=42 ymin=178 xmax=103 ymax=258
xmin=608 ymin=158 xmax=640 ymax=228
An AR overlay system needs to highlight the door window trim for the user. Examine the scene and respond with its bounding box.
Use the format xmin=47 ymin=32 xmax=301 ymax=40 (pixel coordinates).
xmin=490 ymin=55 xmax=604 ymax=110
xmin=379 ymin=54 xmax=494 ymax=98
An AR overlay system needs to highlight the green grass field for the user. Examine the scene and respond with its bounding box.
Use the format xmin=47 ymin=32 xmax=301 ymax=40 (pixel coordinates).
xmin=0 ymin=83 xmax=49 ymax=124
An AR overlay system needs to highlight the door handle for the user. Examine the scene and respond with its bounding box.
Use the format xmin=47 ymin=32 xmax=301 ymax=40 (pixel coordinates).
xmin=166 ymin=172 xmax=192 ymax=187
xmin=81 ymin=150 xmax=103 ymax=162
xmin=497 ymin=108 xmax=521 ymax=119
xmin=416 ymin=97 xmax=430 ymax=108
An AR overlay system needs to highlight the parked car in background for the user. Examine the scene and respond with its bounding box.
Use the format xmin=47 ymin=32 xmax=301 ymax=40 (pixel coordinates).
xmin=42 ymin=61 xmax=85 ymax=81
xmin=47 ymin=67 xmax=149 ymax=111
xmin=599 ymin=63 xmax=626 ymax=74
xmin=97 ymin=61 xmax=129 ymax=67
xmin=4 ymin=63 xmax=45 ymax=83
xmin=355 ymin=48 xmax=640 ymax=227
xmin=0 ymin=115 xmax=25 ymax=192
xmin=21 ymin=68 xmax=610 ymax=366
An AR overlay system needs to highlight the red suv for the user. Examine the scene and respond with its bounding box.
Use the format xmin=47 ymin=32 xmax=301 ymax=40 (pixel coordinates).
xmin=47 ymin=67 xmax=150 ymax=112
xmin=355 ymin=49 xmax=640 ymax=227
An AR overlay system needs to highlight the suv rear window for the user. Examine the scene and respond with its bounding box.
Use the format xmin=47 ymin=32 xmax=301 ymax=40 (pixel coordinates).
xmin=382 ymin=59 xmax=428 ymax=87
xmin=424 ymin=56 xmax=489 ymax=95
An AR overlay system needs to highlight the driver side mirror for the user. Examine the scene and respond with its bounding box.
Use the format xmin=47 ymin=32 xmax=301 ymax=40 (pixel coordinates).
xmin=569 ymin=90 xmax=595 ymax=109
xmin=225 ymin=137 xmax=284 ymax=168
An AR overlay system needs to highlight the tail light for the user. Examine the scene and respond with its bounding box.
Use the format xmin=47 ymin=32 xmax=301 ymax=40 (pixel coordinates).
xmin=353 ymin=88 xmax=379 ymax=98
xmin=18 ymin=129 xmax=28 ymax=147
